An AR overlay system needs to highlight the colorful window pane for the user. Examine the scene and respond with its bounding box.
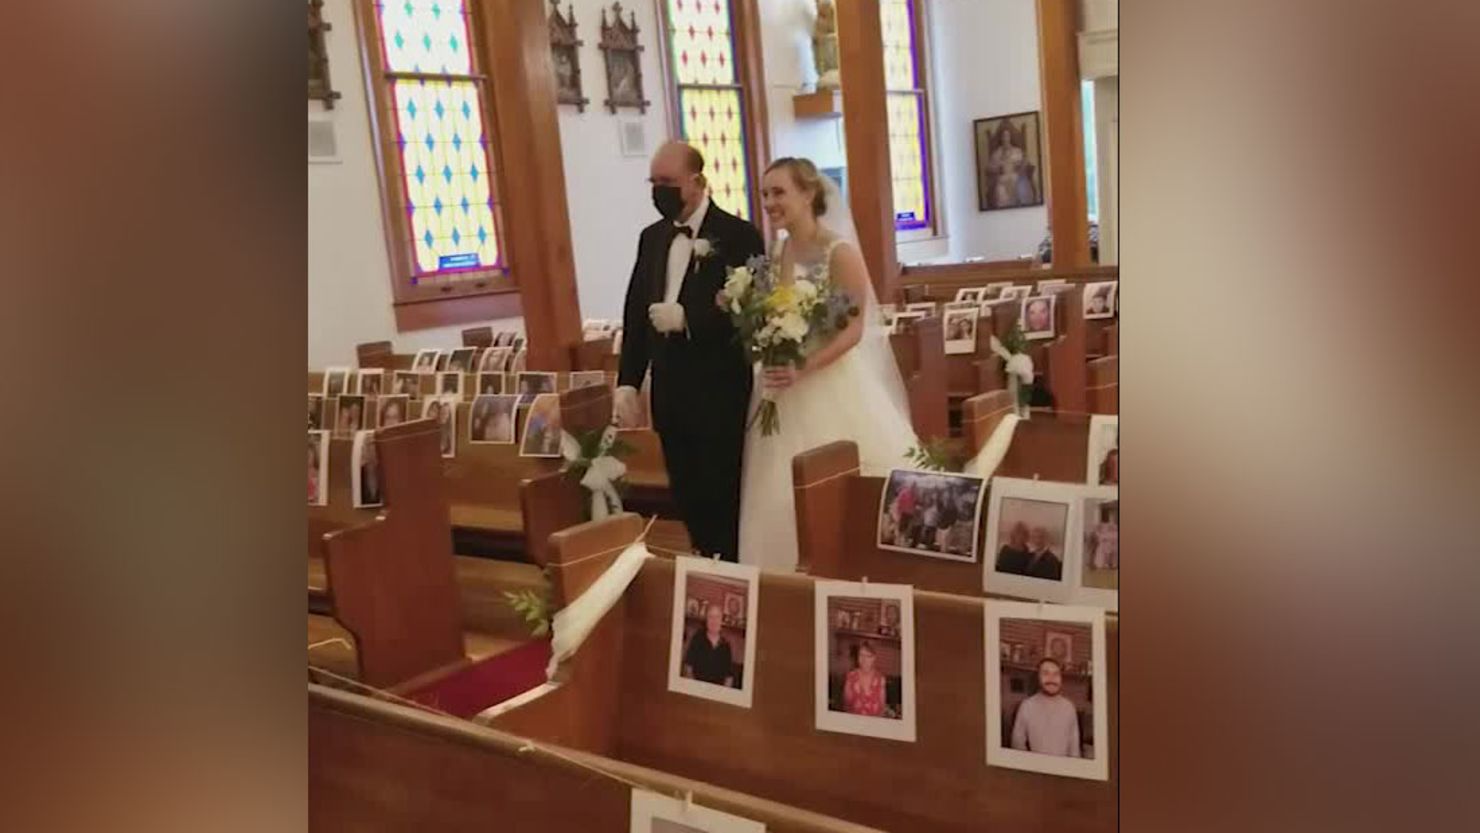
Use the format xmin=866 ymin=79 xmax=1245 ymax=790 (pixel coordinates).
xmin=666 ymin=0 xmax=737 ymax=86
xmin=679 ymin=88 xmax=751 ymax=221
xmin=392 ymin=80 xmax=499 ymax=273
xmin=881 ymin=0 xmax=918 ymax=91
xmin=376 ymin=0 xmax=471 ymax=75
xmin=887 ymin=93 xmax=928 ymax=230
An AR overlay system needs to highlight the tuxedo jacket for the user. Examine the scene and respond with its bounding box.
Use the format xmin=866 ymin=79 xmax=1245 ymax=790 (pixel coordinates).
xmin=618 ymin=204 xmax=764 ymax=435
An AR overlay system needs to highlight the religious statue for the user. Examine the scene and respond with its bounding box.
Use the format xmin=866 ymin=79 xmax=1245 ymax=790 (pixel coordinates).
xmin=813 ymin=0 xmax=840 ymax=90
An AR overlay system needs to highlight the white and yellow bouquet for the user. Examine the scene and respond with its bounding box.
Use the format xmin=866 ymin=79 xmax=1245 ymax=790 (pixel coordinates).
xmin=716 ymin=254 xmax=859 ymax=436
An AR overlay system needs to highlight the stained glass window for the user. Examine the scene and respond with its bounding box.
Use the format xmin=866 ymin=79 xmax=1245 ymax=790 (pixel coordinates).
xmin=881 ymin=0 xmax=933 ymax=232
xmin=369 ymin=0 xmax=503 ymax=281
xmin=662 ymin=0 xmax=754 ymax=221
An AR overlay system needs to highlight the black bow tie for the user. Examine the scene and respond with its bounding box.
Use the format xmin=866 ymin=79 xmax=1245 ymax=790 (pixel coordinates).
xmin=673 ymin=224 xmax=693 ymax=238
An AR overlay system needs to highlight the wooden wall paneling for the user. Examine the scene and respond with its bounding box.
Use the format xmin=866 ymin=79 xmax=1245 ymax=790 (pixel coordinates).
xmin=477 ymin=0 xmax=582 ymax=369
xmin=310 ymin=683 xmax=883 ymax=832
xmin=1044 ymin=286 xmax=1089 ymax=413
xmin=320 ymin=419 xmax=466 ymax=689
xmin=602 ymin=557 xmax=1118 ymax=833
xmin=835 ymin=0 xmax=899 ymax=299
xmin=791 ymin=441 xmax=861 ymax=576
xmin=1035 ymin=0 xmax=1091 ymax=268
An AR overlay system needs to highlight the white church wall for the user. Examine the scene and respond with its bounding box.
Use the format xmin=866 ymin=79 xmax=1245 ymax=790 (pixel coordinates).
xmin=928 ymin=0 xmax=1048 ymax=263
xmin=308 ymin=0 xmax=520 ymax=369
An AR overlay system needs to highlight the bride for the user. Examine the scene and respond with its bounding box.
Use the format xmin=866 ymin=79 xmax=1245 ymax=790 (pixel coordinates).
xmin=738 ymin=157 xmax=919 ymax=571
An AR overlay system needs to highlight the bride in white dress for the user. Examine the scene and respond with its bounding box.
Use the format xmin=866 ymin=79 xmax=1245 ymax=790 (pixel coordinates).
xmin=738 ymin=158 xmax=919 ymax=571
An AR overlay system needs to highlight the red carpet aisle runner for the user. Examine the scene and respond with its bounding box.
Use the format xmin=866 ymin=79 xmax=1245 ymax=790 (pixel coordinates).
xmin=404 ymin=639 xmax=552 ymax=718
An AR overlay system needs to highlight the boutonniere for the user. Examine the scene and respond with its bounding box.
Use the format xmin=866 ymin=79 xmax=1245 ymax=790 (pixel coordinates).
xmin=692 ymin=237 xmax=715 ymax=260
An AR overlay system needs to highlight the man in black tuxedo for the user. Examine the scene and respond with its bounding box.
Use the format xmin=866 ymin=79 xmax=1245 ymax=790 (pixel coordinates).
xmin=615 ymin=141 xmax=764 ymax=561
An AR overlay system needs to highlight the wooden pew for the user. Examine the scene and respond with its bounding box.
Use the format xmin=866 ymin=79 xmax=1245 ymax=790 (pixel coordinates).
xmin=461 ymin=326 xmax=493 ymax=348
xmin=309 ymin=682 xmax=880 ymax=832
xmin=889 ymin=315 xmax=949 ymax=441
xmin=489 ymin=514 xmax=1117 ymax=833
xmin=314 ymin=419 xmax=465 ymax=690
xmin=1043 ymin=287 xmax=1090 ymax=414
xmin=898 ymin=262 xmax=1118 ymax=304
xmin=1087 ymin=356 xmax=1118 ymax=415
xmin=792 ymin=412 xmax=1091 ymax=596
xmin=355 ymin=340 xmax=395 ymax=369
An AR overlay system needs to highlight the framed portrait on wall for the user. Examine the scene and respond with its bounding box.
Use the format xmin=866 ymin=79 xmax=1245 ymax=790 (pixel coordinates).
xmin=974 ymin=111 xmax=1045 ymax=212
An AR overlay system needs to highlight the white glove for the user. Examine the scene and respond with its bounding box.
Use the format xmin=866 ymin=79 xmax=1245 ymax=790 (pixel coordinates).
xmin=648 ymin=302 xmax=687 ymax=335
xmin=614 ymin=385 xmax=642 ymax=428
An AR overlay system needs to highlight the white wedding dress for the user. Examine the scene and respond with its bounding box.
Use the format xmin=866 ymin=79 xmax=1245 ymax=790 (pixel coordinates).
xmin=737 ymin=233 xmax=919 ymax=572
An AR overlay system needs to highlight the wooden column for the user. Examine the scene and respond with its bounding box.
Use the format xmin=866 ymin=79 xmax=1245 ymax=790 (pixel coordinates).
xmin=836 ymin=0 xmax=899 ymax=300
xmin=477 ymin=0 xmax=582 ymax=370
xmin=1035 ymin=0 xmax=1090 ymax=268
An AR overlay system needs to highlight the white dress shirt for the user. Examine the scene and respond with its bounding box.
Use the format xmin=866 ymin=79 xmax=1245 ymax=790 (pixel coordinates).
xmin=663 ymin=194 xmax=710 ymax=305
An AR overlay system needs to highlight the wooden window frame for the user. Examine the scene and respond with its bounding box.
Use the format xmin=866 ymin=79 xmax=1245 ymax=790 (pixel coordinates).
xmin=352 ymin=0 xmax=521 ymax=330
xmin=653 ymin=0 xmax=771 ymax=230
xmin=889 ymin=0 xmax=940 ymax=241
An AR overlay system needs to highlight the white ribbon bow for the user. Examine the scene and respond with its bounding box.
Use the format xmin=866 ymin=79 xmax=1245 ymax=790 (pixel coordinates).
xmin=989 ymin=335 xmax=1035 ymax=384
xmin=560 ymin=425 xmax=627 ymax=520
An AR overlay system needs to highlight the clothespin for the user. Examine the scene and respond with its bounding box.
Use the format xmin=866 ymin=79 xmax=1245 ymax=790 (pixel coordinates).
xmin=711 ymin=551 xmax=721 ymax=561
xmin=517 ymin=741 xmax=534 ymax=755
xmin=1032 ymin=473 xmax=1040 ymax=481
xmin=683 ymin=790 xmax=694 ymax=814
xmin=861 ymin=576 xmax=869 ymax=592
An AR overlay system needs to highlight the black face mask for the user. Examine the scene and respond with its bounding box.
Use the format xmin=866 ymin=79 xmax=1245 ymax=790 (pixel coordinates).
xmin=651 ymin=184 xmax=685 ymax=220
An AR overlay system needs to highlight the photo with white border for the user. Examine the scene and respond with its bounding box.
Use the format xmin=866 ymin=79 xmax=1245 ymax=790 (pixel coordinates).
xmin=411 ymin=348 xmax=440 ymax=372
xmin=1086 ymin=414 xmax=1118 ymax=487
xmin=1073 ymin=486 xmax=1118 ymax=612
xmin=1082 ymin=281 xmax=1117 ymax=319
xmin=983 ymin=477 xmax=1083 ymax=603
xmin=942 ymin=308 xmax=978 ymax=355
xmin=814 ymin=580 xmax=917 ymax=742
xmin=667 ymin=556 xmax=760 ymax=709
xmin=1020 ymin=295 xmax=1057 ymax=341
xmin=351 ymin=429 xmax=383 ymax=509
xmin=307 ymin=430 xmax=329 ymax=507
xmin=985 ymin=600 xmax=1109 ymax=781
xmin=877 ymin=468 xmax=986 ymax=563
xmin=629 ymin=788 xmax=766 ymax=833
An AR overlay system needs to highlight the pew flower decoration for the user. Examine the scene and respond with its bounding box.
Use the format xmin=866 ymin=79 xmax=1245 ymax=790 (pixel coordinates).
xmin=504 ymin=584 xmax=552 ymax=637
xmin=559 ymin=424 xmax=634 ymax=521
xmin=905 ymin=437 xmax=966 ymax=473
xmin=991 ymin=324 xmax=1035 ymax=419
xmin=716 ymin=254 xmax=859 ymax=436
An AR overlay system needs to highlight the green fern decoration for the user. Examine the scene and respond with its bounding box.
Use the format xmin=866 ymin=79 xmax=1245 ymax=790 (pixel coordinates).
xmin=905 ymin=436 xmax=965 ymax=473
xmin=503 ymin=587 xmax=553 ymax=637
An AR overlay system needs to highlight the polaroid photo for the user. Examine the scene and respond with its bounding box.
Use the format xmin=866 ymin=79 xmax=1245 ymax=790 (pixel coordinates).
xmin=1035 ymin=278 xmax=1070 ymax=293
xmin=307 ymin=430 xmax=329 ymax=507
xmin=411 ymin=349 xmax=440 ymax=372
xmin=351 ymin=430 xmax=384 ymax=509
xmin=355 ymin=368 xmax=385 ymax=396
xmin=877 ymin=469 xmax=987 ymax=563
xmin=1020 ymin=295 xmax=1057 ymax=341
xmin=954 ymin=287 xmax=985 ymax=303
xmin=307 ymin=394 xmax=324 ymax=431
xmin=1074 ymin=487 xmax=1118 ymax=611
xmin=568 ymin=370 xmax=608 ymax=391
xmin=421 ymin=394 xmax=458 ymax=458
xmin=904 ymin=301 xmax=938 ymax=315
xmin=446 ymin=347 xmax=477 ymax=373
xmin=391 ymin=370 xmax=422 ymax=397
xmin=376 ymin=394 xmax=410 ymax=429
xmin=479 ymin=346 xmax=512 ymax=373
xmin=515 ymin=371 xmax=558 ymax=406
xmin=667 ymin=556 xmax=761 ymax=709
xmin=1083 ymin=281 xmax=1117 ymax=320
xmin=983 ymin=477 xmax=1083 ymax=603
xmin=998 ymin=285 xmax=1032 ymax=303
xmin=629 ymin=789 xmax=766 ymax=833
xmin=476 ymin=371 xmax=504 ymax=395
xmin=942 ymin=308 xmax=979 ymax=355
xmin=322 ymin=366 xmax=351 ymax=397
xmin=508 ymin=349 xmax=528 ymax=374
xmin=519 ymin=393 xmax=562 ymax=458
xmin=436 ymin=370 xmax=465 ymax=397
xmin=984 ymin=281 xmax=1015 ymax=298
xmin=492 ymin=331 xmax=514 ymax=348
xmin=985 ymin=599 xmax=1109 ymax=781
xmin=815 ymin=579 xmax=916 ymax=742
xmin=1085 ymin=414 xmax=1118 ymax=487
xmin=334 ymin=394 xmax=366 ymax=438
xmin=511 ymin=334 xmax=526 ymax=351
xmin=469 ymin=394 xmax=518 ymax=444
